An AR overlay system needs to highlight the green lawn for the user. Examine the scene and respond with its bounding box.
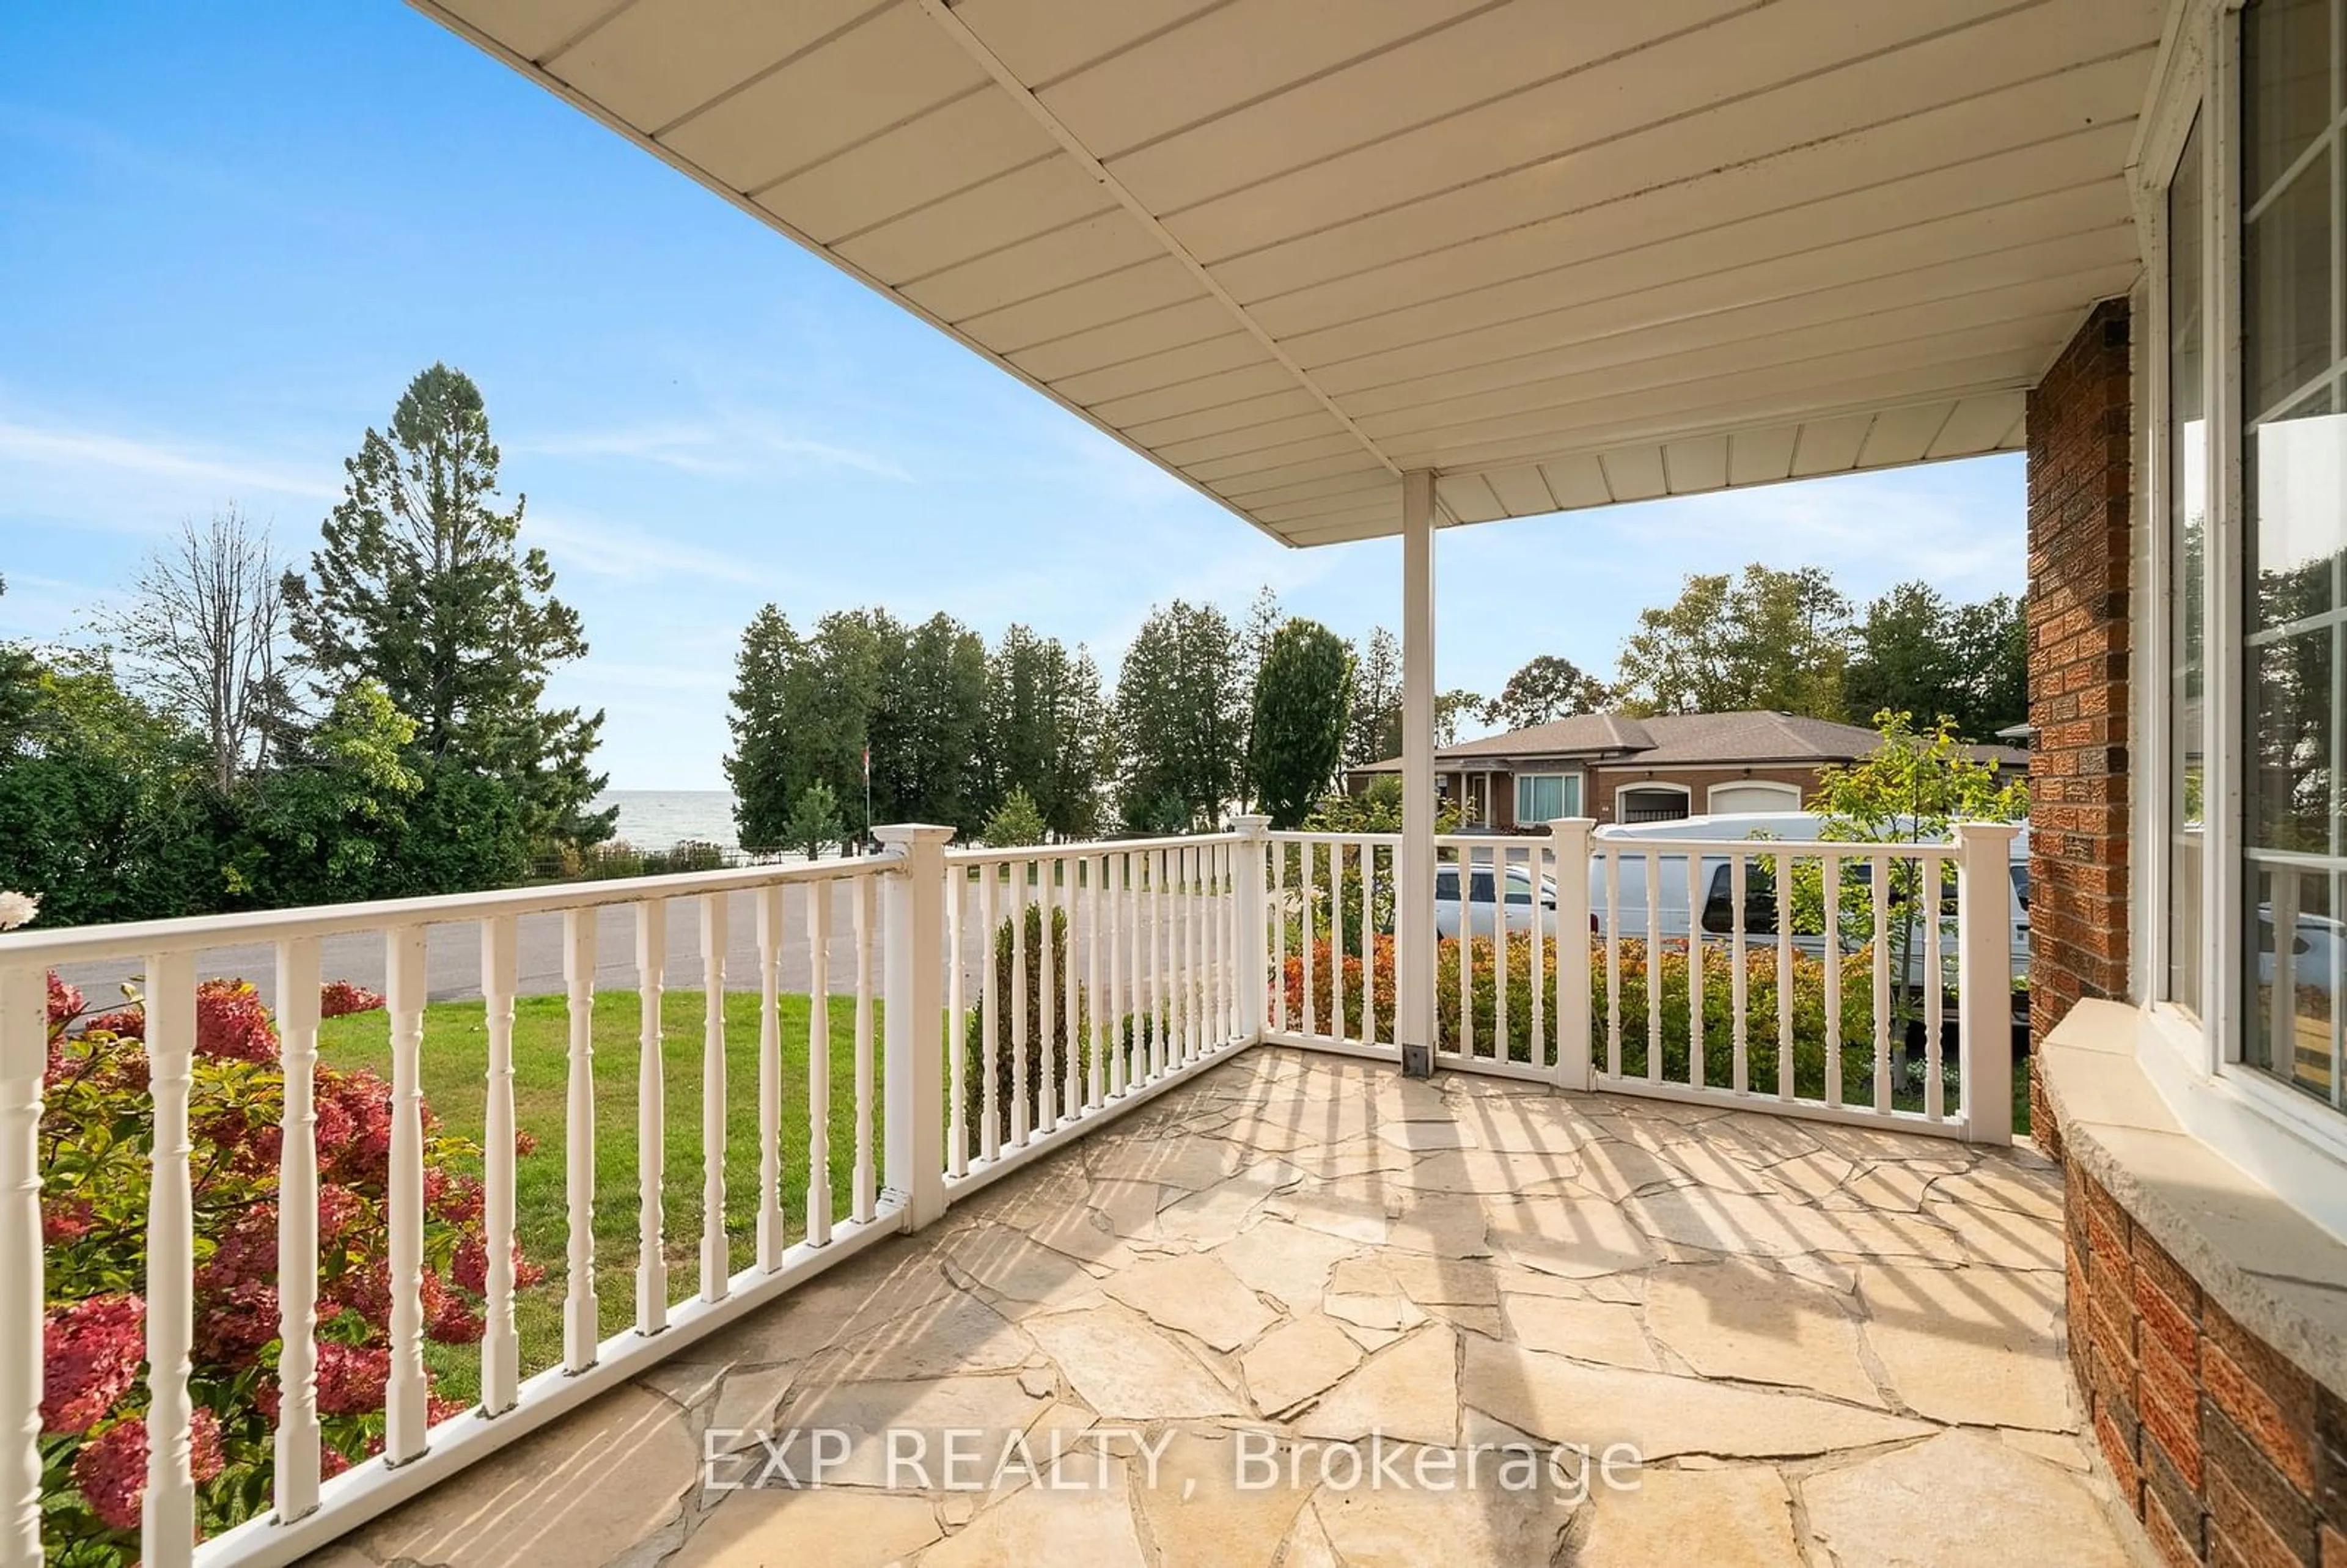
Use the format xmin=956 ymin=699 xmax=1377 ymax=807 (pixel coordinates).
xmin=319 ymin=991 xmax=881 ymax=1401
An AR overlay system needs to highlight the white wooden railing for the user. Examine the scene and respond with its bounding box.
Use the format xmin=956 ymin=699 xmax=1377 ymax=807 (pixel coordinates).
xmin=0 ymin=812 xmax=2011 ymax=1566
xmin=1258 ymin=819 xmax=2017 ymax=1139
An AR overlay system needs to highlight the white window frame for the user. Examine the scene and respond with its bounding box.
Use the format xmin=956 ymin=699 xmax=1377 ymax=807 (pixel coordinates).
xmin=1705 ymin=780 xmax=1802 ymax=814
xmin=2135 ymin=0 xmax=2347 ymax=1214
xmin=1514 ymin=771 xmax=1581 ymax=825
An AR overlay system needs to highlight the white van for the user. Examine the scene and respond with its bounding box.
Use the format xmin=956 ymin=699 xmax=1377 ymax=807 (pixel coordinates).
xmin=1589 ymin=811 xmax=2032 ymax=983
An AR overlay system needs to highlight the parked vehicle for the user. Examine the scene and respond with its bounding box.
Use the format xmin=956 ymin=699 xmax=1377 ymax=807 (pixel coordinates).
xmin=1433 ymin=854 xmax=1557 ymax=938
xmin=1589 ymin=811 xmax=2032 ymax=987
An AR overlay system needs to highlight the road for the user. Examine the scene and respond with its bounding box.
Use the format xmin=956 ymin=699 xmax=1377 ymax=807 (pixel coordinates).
xmin=50 ymin=875 xmax=1223 ymax=1013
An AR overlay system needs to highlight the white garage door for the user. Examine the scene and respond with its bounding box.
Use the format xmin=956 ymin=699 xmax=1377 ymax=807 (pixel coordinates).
xmin=1709 ymin=783 xmax=1802 ymax=815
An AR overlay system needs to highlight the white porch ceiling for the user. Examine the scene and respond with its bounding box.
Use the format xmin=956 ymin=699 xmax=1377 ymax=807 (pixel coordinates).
xmin=415 ymin=0 xmax=2167 ymax=546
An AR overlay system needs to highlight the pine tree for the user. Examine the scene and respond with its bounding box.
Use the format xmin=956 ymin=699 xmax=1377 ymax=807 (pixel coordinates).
xmin=282 ymin=364 xmax=612 ymax=872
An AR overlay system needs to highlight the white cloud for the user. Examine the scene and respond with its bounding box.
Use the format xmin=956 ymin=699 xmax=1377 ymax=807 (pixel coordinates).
xmin=515 ymin=418 xmax=913 ymax=483
xmin=526 ymin=508 xmax=778 ymax=588
xmin=0 ymin=415 xmax=337 ymax=507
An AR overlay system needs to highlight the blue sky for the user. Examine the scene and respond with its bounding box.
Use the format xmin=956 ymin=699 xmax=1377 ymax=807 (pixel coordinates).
xmin=0 ymin=3 xmax=2027 ymax=791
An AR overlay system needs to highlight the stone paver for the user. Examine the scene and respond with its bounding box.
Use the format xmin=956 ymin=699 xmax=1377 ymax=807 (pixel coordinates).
xmin=323 ymin=1047 xmax=2129 ymax=1568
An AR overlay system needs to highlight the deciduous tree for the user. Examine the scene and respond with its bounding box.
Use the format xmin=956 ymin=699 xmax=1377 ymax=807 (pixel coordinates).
xmin=1482 ymin=654 xmax=1607 ymax=730
xmin=96 ymin=507 xmax=289 ymax=793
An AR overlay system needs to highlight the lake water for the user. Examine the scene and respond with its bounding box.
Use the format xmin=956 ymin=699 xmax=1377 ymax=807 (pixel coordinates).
xmin=595 ymin=789 xmax=742 ymax=854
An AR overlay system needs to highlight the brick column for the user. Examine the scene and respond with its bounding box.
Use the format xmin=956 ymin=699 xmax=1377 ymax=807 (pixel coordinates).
xmin=2025 ymin=298 xmax=2134 ymax=1079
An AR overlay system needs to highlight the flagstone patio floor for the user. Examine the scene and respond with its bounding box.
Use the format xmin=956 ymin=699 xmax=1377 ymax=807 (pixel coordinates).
xmin=311 ymin=1047 xmax=2142 ymax=1568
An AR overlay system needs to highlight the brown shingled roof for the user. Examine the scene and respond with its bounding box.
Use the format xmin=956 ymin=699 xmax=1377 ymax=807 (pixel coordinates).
xmin=1353 ymin=711 xmax=2029 ymax=771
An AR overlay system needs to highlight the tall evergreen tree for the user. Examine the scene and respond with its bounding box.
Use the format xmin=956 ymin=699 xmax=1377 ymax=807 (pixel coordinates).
xmin=1248 ymin=618 xmax=1353 ymax=828
xmin=282 ymin=364 xmax=612 ymax=871
xmin=1114 ymin=599 xmax=1246 ymax=830
xmin=1345 ymin=626 xmax=1403 ymax=766
xmin=725 ymin=606 xmax=824 ymax=853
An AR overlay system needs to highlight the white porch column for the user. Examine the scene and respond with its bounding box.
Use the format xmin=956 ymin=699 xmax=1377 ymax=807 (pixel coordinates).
xmin=1398 ymin=470 xmax=1438 ymax=1071
xmin=877 ymin=822 xmax=953 ymax=1228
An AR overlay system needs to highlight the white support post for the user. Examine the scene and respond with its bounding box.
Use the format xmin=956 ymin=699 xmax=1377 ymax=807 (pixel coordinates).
xmin=1233 ymin=815 xmax=1271 ymax=1042
xmin=1398 ymin=468 xmax=1439 ymax=1072
xmin=0 ymin=967 xmax=41 ymax=1568
xmin=878 ymin=824 xmax=953 ymax=1229
xmin=1955 ymin=821 xmax=2019 ymax=1145
xmin=1550 ymin=818 xmax=1595 ymax=1090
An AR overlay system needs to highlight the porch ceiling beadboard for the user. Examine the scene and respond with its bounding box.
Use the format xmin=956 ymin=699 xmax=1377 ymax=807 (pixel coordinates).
xmin=415 ymin=0 xmax=2166 ymax=543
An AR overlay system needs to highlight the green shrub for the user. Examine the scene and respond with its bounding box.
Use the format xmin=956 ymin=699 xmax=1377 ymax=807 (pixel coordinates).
xmin=961 ymin=901 xmax=1089 ymax=1154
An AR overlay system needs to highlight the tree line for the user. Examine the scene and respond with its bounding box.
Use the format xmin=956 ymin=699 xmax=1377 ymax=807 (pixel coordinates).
xmin=727 ymin=588 xmax=1364 ymax=846
xmin=1452 ymin=564 xmax=2026 ymax=744
xmin=732 ymin=562 xmax=2026 ymax=849
xmin=0 ymin=364 xmax=611 ymax=925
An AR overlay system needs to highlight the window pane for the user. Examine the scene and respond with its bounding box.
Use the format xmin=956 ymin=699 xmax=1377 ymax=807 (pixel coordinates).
xmin=1560 ymin=775 xmax=1581 ymax=817
xmin=2245 ymin=0 xmax=2332 ymax=200
xmin=2246 ymin=628 xmax=2336 ymax=853
xmin=2169 ymin=112 xmax=2208 ymax=1016
xmin=2238 ymin=0 xmax=2343 ymax=1108
xmin=2245 ymin=865 xmax=2338 ymax=1101
xmin=2249 ymin=390 xmax=2344 ymax=629
xmin=2244 ymin=145 xmax=2334 ymax=418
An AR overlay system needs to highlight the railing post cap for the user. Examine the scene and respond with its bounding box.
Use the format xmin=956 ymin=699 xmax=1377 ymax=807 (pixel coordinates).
xmin=872 ymin=823 xmax=957 ymax=847
xmin=1230 ymin=813 xmax=1272 ymax=834
xmin=1952 ymin=819 xmax=2021 ymax=846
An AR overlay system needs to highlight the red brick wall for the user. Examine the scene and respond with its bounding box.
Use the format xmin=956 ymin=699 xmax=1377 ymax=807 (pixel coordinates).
xmin=2065 ymin=1156 xmax=2347 ymax=1566
xmin=2027 ymin=299 xmax=2136 ymax=1053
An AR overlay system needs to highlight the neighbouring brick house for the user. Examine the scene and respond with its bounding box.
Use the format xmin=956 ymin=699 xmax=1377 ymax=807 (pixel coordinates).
xmin=1346 ymin=709 xmax=2026 ymax=832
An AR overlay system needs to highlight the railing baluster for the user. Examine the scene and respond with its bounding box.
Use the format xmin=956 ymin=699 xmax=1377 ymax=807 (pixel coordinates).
xmin=1729 ymin=857 xmax=1750 ymax=1097
xmin=1148 ymin=849 xmax=1164 ymax=1075
xmin=1062 ymin=856 xmax=1081 ymax=1116
xmin=478 ymin=921 xmax=521 ymax=1409
xmin=1362 ymin=839 xmax=1379 ymax=1049
xmin=1175 ymin=847 xmax=1191 ymax=1062
xmin=1301 ymin=843 xmax=1317 ymax=1040
xmin=807 ymin=881 xmax=833 ymax=1247
xmin=948 ymin=868 xmax=968 ymax=1173
xmin=1038 ymin=857 xmax=1057 ymax=1130
xmin=384 ymin=928 xmax=429 ymax=1459
xmin=143 ymin=950 xmax=198 ymax=1565
xmin=634 ymin=901 xmax=667 ymax=1334
xmin=1087 ymin=855 xmax=1104 ymax=1110
xmin=1872 ymin=852 xmax=1893 ymax=1115
xmin=1011 ymin=860 xmax=1029 ymax=1146
xmin=1 ymin=966 xmax=42 ymax=1567
xmin=1528 ymin=841 xmax=1544 ymax=1069
xmin=1271 ymin=839 xmax=1287 ymax=1035
xmin=980 ymin=863 xmax=1000 ymax=1159
xmin=1331 ymin=841 xmax=1349 ymax=1043
xmin=1493 ymin=846 xmax=1510 ymax=1062
xmin=1684 ymin=851 xmax=1703 ymax=1090
xmin=1924 ymin=852 xmax=1946 ymax=1123
xmin=852 ymin=874 xmax=876 ymax=1225
xmin=1109 ymin=853 xmax=1127 ymax=1096
xmin=1456 ymin=849 xmax=1474 ymax=1060
xmin=1643 ymin=851 xmax=1662 ymax=1083
xmin=274 ymin=937 xmax=325 ymax=1512
xmin=1604 ymin=848 xmax=1622 ymax=1077
xmin=1823 ymin=857 xmax=1843 ymax=1108
xmin=1191 ymin=844 xmax=1205 ymax=1057
xmin=1222 ymin=840 xmax=1238 ymax=1043
xmin=756 ymin=887 xmax=787 ymax=1268
xmin=562 ymin=909 xmax=600 ymax=1370
xmin=700 ymin=894 xmax=729 ymax=1302
xmin=1775 ymin=849 xmax=1795 ymax=1100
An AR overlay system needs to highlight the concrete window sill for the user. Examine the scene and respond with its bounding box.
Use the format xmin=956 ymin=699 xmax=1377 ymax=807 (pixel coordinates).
xmin=2040 ymin=1000 xmax=2347 ymax=1399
